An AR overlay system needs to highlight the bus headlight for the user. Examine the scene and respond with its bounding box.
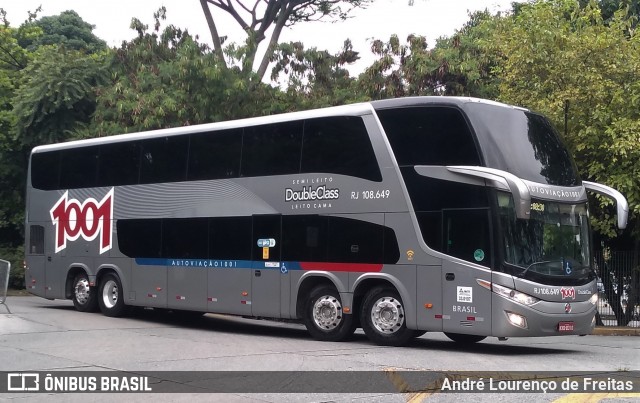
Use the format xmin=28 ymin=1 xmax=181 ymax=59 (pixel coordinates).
xmin=589 ymin=293 xmax=598 ymax=305
xmin=506 ymin=311 xmax=528 ymax=329
xmin=492 ymin=283 xmax=540 ymax=306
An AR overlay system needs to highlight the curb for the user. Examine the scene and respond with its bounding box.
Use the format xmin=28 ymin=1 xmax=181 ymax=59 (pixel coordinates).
xmin=592 ymin=326 xmax=640 ymax=336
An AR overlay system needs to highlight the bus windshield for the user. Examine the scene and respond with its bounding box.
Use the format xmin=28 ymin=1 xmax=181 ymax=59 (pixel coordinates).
xmin=497 ymin=192 xmax=592 ymax=281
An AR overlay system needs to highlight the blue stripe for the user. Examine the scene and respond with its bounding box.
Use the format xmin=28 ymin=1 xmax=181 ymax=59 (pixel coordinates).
xmin=135 ymin=258 xmax=301 ymax=271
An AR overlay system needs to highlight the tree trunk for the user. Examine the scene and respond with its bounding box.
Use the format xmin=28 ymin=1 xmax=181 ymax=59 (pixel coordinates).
xmin=200 ymin=0 xmax=227 ymax=68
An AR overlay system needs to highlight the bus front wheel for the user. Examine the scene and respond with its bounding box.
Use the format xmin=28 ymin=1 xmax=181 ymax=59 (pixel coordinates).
xmin=98 ymin=273 xmax=127 ymax=317
xmin=303 ymin=285 xmax=355 ymax=342
xmin=361 ymin=286 xmax=414 ymax=347
xmin=72 ymin=273 xmax=98 ymax=312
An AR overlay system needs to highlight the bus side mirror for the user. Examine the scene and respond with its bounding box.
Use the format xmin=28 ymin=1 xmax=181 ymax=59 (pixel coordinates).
xmin=583 ymin=181 xmax=628 ymax=230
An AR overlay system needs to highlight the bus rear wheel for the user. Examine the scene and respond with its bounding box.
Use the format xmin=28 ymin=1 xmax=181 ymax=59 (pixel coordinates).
xmin=444 ymin=332 xmax=486 ymax=344
xmin=361 ymin=286 xmax=414 ymax=347
xmin=98 ymin=273 xmax=127 ymax=317
xmin=303 ymin=285 xmax=355 ymax=342
xmin=72 ymin=273 xmax=98 ymax=312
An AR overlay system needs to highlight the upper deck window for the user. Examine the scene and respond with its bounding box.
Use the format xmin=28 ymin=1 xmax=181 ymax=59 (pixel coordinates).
xmin=376 ymin=106 xmax=481 ymax=167
xmin=465 ymin=103 xmax=580 ymax=186
xmin=30 ymin=115 xmax=381 ymax=190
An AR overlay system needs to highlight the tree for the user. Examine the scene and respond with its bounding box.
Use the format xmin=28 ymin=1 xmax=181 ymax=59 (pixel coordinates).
xmin=0 ymin=9 xmax=107 ymax=287
xmin=271 ymin=39 xmax=365 ymax=109
xmin=13 ymin=46 xmax=108 ymax=145
xmin=491 ymin=0 xmax=640 ymax=325
xmin=90 ymin=8 xmax=284 ymax=137
xmin=19 ymin=10 xmax=106 ymax=53
xmin=199 ymin=0 xmax=370 ymax=81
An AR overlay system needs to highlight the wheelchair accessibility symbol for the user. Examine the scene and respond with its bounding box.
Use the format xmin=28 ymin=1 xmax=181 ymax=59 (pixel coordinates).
xmin=280 ymin=264 xmax=288 ymax=274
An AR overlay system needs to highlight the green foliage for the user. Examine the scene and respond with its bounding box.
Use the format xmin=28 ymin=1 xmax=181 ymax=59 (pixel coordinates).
xmin=356 ymin=10 xmax=504 ymax=100
xmin=89 ymin=8 xmax=283 ymax=136
xmin=493 ymin=0 xmax=640 ymax=239
xmin=13 ymin=45 xmax=109 ymax=145
xmin=272 ymin=40 xmax=367 ymax=109
xmin=0 ymin=245 xmax=24 ymax=289
xmin=19 ymin=10 xmax=107 ymax=53
xmin=201 ymin=0 xmax=371 ymax=80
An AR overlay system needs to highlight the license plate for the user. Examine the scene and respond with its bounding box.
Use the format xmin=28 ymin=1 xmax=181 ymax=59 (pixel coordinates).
xmin=558 ymin=321 xmax=575 ymax=332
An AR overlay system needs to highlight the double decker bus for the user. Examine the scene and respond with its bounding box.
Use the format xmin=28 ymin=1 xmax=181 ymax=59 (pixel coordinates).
xmin=24 ymin=97 xmax=628 ymax=346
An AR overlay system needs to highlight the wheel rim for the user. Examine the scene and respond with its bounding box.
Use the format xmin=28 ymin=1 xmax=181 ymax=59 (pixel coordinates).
xmin=312 ymin=295 xmax=343 ymax=331
xmin=74 ymin=278 xmax=90 ymax=305
xmin=102 ymin=279 xmax=119 ymax=309
xmin=370 ymin=296 xmax=405 ymax=334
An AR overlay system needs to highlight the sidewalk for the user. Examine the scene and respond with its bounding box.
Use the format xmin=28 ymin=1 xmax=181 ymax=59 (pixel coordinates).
xmin=592 ymin=326 xmax=640 ymax=336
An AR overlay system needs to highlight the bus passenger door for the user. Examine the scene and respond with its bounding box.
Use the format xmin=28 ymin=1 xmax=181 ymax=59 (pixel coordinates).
xmin=441 ymin=209 xmax=492 ymax=336
xmin=251 ymin=215 xmax=282 ymax=318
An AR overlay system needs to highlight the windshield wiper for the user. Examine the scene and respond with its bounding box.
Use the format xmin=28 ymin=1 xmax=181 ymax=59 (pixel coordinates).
xmin=518 ymin=259 xmax=565 ymax=278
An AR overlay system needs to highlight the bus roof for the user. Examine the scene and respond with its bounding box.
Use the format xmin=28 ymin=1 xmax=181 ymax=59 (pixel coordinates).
xmin=31 ymin=96 xmax=528 ymax=154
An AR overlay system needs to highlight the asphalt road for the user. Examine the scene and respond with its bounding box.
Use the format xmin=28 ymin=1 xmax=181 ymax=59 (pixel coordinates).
xmin=0 ymin=296 xmax=639 ymax=402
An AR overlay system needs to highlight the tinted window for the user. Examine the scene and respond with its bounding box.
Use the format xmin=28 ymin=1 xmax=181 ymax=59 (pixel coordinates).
xmin=377 ymin=106 xmax=481 ymax=166
xmin=402 ymin=168 xmax=490 ymax=212
xmin=31 ymin=152 xmax=60 ymax=190
xmin=29 ymin=225 xmax=44 ymax=255
xmin=282 ymin=215 xmax=329 ymax=262
xmin=162 ymin=218 xmax=208 ymax=259
xmin=209 ymin=216 xmax=252 ymax=260
xmin=60 ymin=146 xmax=99 ymax=188
xmin=466 ymin=103 xmax=580 ymax=186
xmin=328 ymin=216 xmax=384 ymax=264
xmin=241 ymin=121 xmax=303 ymax=177
xmin=140 ymin=136 xmax=189 ymax=184
xmin=302 ymin=116 xmax=382 ymax=181
xmin=252 ymin=215 xmax=281 ymax=261
xmin=117 ymin=219 xmax=162 ymax=258
xmin=98 ymin=142 xmax=140 ymax=186
xmin=401 ymin=168 xmax=490 ymax=256
xmin=443 ymin=209 xmax=491 ymax=265
xmin=188 ymin=129 xmax=242 ymax=180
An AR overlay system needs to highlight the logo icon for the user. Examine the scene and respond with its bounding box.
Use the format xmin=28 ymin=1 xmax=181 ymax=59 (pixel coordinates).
xmin=7 ymin=373 xmax=40 ymax=391
xmin=560 ymin=287 xmax=576 ymax=300
xmin=565 ymin=260 xmax=572 ymax=275
xmin=564 ymin=303 xmax=572 ymax=313
xmin=406 ymin=250 xmax=414 ymax=261
xmin=50 ymin=188 xmax=114 ymax=254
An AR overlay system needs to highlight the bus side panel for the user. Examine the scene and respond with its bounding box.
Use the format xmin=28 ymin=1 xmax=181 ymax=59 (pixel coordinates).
xmin=131 ymin=263 xmax=167 ymax=308
xmin=441 ymin=259 xmax=492 ymax=335
xmin=207 ymin=267 xmax=252 ymax=316
xmin=168 ymin=267 xmax=207 ymax=311
xmin=416 ymin=265 xmax=443 ymax=331
xmin=24 ymin=222 xmax=47 ymax=298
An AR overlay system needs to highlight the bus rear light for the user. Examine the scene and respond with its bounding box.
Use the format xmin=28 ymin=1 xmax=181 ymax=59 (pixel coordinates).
xmin=589 ymin=293 xmax=598 ymax=305
xmin=506 ymin=311 xmax=528 ymax=329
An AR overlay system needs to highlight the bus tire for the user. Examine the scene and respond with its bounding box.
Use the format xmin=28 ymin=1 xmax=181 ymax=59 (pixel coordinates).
xmin=72 ymin=273 xmax=98 ymax=312
xmin=361 ymin=286 xmax=414 ymax=347
xmin=444 ymin=332 xmax=486 ymax=344
xmin=98 ymin=273 xmax=127 ymax=317
xmin=303 ymin=285 xmax=355 ymax=342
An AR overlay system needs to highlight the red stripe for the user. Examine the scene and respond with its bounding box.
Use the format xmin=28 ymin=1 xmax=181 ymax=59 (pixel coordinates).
xmin=299 ymin=262 xmax=383 ymax=273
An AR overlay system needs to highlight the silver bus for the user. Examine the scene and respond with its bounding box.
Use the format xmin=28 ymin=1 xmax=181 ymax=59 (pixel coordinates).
xmin=24 ymin=97 xmax=628 ymax=346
